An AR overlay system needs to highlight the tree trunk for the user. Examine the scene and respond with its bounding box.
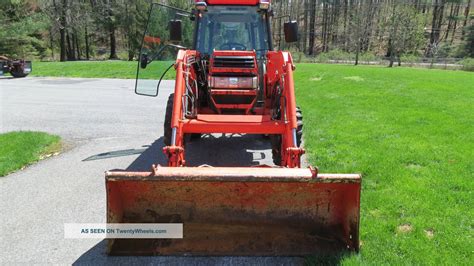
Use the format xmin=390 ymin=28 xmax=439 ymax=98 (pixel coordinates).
xmin=59 ymin=29 xmax=67 ymax=61
xmin=362 ymin=1 xmax=375 ymax=52
xmin=303 ymin=0 xmax=308 ymax=53
xmin=451 ymin=4 xmax=460 ymax=44
xmin=109 ymin=27 xmax=118 ymax=59
xmin=308 ymin=0 xmax=316 ymax=55
xmin=66 ymin=31 xmax=75 ymax=61
xmin=56 ymin=0 xmax=68 ymax=62
xmin=124 ymin=2 xmax=135 ymax=61
xmin=389 ymin=55 xmax=394 ymax=67
xmin=49 ymin=28 xmax=55 ymax=60
xmin=85 ymin=25 xmax=90 ymax=60
xmin=343 ymin=0 xmax=348 ymax=51
xmin=74 ymin=31 xmax=81 ymax=60
xmin=445 ymin=3 xmax=454 ymax=41
xmin=461 ymin=0 xmax=471 ymax=40
xmin=388 ymin=38 xmax=394 ymax=67
xmin=429 ymin=0 xmax=445 ymax=51
xmin=107 ymin=0 xmax=118 ymax=59
xmin=321 ymin=2 xmax=328 ymax=52
xmin=355 ymin=41 xmax=360 ymax=66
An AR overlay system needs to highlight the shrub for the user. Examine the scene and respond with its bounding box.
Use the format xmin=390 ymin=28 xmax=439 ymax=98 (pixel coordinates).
xmin=359 ymin=52 xmax=377 ymax=64
xmin=315 ymin=52 xmax=330 ymax=63
xmin=459 ymin=58 xmax=474 ymax=71
xmin=400 ymin=54 xmax=420 ymax=66
xmin=325 ymin=49 xmax=353 ymax=62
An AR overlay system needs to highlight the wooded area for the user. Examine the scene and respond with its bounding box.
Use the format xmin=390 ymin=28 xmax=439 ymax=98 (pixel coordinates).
xmin=0 ymin=0 xmax=472 ymax=65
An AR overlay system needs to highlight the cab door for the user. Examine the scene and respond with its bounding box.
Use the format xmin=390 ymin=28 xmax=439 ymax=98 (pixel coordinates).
xmin=135 ymin=3 xmax=193 ymax=96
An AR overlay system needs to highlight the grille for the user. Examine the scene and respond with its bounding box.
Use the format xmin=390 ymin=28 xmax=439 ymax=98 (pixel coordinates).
xmin=213 ymin=56 xmax=255 ymax=69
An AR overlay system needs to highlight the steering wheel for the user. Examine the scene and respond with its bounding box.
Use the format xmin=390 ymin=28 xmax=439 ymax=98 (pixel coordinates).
xmin=219 ymin=42 xmax=247 ymax=51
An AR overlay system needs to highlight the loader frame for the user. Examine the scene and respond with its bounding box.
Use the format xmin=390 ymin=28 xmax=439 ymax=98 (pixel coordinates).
xmin=163 ymin=49 xmax=304 ymax=168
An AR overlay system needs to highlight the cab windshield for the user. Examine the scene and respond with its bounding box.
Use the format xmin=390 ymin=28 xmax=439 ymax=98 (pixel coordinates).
xmin=195 ymin=6 xmax=270 ymax=57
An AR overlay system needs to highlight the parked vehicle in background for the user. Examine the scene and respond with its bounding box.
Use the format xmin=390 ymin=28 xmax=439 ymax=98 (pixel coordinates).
xmin=0 ymin=55 xmax=32 ymax=78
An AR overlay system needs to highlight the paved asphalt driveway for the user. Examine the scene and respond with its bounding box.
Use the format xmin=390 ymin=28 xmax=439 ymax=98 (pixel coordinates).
xmin=0 ymin=77 xmax=304 ymax=265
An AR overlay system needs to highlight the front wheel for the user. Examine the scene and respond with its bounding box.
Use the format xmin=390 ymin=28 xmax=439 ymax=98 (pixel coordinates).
xmin=163 ymin=93 xmax=201 ymax=146
xmin=163 ymin=93 xmax=174 ymax=146
xmin=271 ymin=107 xmax=303 ymax=165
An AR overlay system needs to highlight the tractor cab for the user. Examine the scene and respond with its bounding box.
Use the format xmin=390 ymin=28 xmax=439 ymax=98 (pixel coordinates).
xmin=135 ymin=0 xmax=297 ymax=116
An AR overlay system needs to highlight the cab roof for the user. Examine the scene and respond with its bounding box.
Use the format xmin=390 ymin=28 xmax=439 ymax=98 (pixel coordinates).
xmin=198 ymin=0 xmax=261 ymax=5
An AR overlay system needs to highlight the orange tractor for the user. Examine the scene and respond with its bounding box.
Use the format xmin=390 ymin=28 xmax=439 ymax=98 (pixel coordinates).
xmin=106 ymin=0 xmax=361 ymax=255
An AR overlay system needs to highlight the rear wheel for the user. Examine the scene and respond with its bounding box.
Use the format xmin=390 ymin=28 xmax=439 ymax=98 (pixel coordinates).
xmin=271 ymin=107 xmax=303 ymax=165
xmin=10 ymin=69 xmax=28 ymax=78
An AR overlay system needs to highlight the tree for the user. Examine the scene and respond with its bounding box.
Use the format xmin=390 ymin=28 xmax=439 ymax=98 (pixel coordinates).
xmin=307 ymin=0 xmax=317 ymax=55
xmin=427 ymin=0 xmax=446 ymax=56
xmin=3 ymin=0 xmax=473 ymax=62
xmin=385 ymin=3 xmax=425 ymax=67
xmin=348 ymin=0 xmax=377 ymax=65
xmin=0 ymin=0 xmax=48 ymax=58
xmin=118 ymin=0 xmax=150 ymax=61
xmin=463 ymin=21 xmax=474 ymax=57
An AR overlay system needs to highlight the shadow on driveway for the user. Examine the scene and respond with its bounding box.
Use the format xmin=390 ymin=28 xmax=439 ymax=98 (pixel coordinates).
xmin=73 ymin=240 xmax=306 ymax=265
xmin=82 ymin=134 xmax=272 ymax=169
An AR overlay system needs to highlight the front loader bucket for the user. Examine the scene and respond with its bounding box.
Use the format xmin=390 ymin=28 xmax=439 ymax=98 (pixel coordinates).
xmin=105 ymin=167 xmax=361 ymax=256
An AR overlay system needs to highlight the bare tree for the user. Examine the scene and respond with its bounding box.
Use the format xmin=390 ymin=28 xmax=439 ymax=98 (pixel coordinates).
xmin=385 ymin=3 xmax=425 ymax=67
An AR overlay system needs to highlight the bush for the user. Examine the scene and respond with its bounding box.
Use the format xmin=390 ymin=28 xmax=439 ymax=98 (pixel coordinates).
xmin=285 ymin=47 xmax=314 ymax=63
xmin=437 ymin=43 xmax=455 ymax=58
xmin=315 ymin=53 xmax=330 ymax=63
xmin=359 ymin=52 xmax=377 ymax=64
xmin=459 ymin=58 xmax=474 ymax=71
xmin=325 ymin=49 xmax=353 ymax=62
xmin=400 ymin=54 xmax=420 ymax=66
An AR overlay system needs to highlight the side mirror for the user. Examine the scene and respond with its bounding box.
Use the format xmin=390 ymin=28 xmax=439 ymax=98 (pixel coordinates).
xmin=284 ymin=21 xmax=298 ymax=43
xmin=140 ymin=54 xmax=148 ymax=69
xmin=169 ymin=20 xmax=182 ymax=42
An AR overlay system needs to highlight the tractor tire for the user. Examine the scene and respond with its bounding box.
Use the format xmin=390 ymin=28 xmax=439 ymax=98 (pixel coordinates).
xmin=10 ymin=70 xmax=28 ymax=78
xmin=163 ymin=93 xmax=174 ymax=146
xmin=189 ymin=133 xmax=202 ymax=141
xmin=270 ymin=135 xmax=282 ymax=166
xmin=164 ymin=93 xmax=201 ymax=146
xmin=271 ymin=107 xmax=303 ymax=165
xmin=296 ymin=106 xmax=303 ymax=147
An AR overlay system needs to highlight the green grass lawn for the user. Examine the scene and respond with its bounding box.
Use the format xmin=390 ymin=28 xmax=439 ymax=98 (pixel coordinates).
xmin=294 ymin=64 xmax=473 ymax=265
xmin=30 ymin=61 xmax=473 ymax=264
xmin=31 ymin=60 xmax=175 ymax=79
xmin=0 ymin=131 xmax=61 ymax=177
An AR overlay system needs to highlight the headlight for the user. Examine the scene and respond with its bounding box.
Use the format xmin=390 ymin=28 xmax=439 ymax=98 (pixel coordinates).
xmin=259 ymin=0 xmax=271 ymax=10
xmin=209 ymin=76 xmax=258 ymax=89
